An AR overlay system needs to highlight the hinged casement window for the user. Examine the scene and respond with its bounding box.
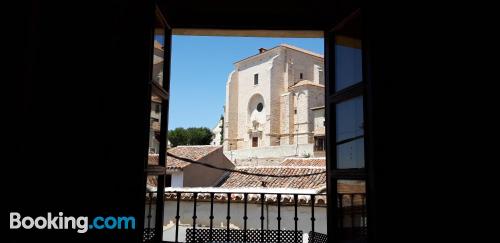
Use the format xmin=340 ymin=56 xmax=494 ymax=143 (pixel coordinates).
xmin=325 ymin=8 xmax=369 ymax=243
xmin=143 ymin=5 xmax=172 ymax=243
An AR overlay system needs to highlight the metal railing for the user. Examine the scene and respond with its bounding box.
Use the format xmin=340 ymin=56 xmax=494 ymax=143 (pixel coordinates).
xmin=143 ymin=190 xmax=366 ymax=243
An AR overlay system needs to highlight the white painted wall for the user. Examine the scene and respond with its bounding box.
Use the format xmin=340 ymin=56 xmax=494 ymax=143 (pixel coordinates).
xmin=171 ymin=172 xmax=184 ymax=188
xmin=146 ymin=200 xmax=327 ymax=242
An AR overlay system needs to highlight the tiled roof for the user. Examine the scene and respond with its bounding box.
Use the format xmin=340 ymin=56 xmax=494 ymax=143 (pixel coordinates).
xmin=219 ymin=166 xmax=327 ymax=190
xmin=289 ymin=80 xmax=325 ymax=89
xmin=158 ymin=190 xmax=327 ymax=206
xmin=281 ymin=158 xmax=326 ymax=167
xmin=148 ymin=154 xmax=159 ymax=165
xmin=148 ymin=145 xmax=222 ymax=170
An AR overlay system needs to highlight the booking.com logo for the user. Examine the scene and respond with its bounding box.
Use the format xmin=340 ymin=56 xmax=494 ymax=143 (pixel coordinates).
xmin=9 ymin=212 xmax=135 ymax=233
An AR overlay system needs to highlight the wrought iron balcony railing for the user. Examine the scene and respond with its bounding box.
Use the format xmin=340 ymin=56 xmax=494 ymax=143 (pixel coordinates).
xmin=144 ymin=189 xmax=366 ymax=243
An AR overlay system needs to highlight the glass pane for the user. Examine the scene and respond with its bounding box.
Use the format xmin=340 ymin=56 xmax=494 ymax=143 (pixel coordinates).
xmin=337 ymin=137 xmax=364 ymax=168
xmin=152 ymin=16 xmax=165 ymax=87
xmin=335 ymin=38 xmax=362 ymax=91
xmin=148 ymin=94 xmax=162 ymax=158
xmin=334 ymin=13 xmax=362 ymax=91
xmin=337 ymin=180 xmax=367 ymax=242
xmin=336 ymin=96 xmax=363 ymax=142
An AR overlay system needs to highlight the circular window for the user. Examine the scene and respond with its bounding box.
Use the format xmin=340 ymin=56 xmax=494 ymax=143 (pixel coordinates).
xmin=257 ymin=103 xmax=264 ymax=112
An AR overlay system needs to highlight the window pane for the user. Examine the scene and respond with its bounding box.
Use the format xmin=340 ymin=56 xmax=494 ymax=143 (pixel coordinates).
xmin=337 ymin=138 xmax=364 ymax=169
xmin=336 ymin=96 xmax=363 ymax=142
xmin=335 ymin=37 xmax=362 ymax=91
xmin=334 ymin=13 xmax=362 ymax=91
xmin=149 ymin=94 xmax=162 ymax=157
xmin=337 ymin=180 xmax=367 ymax=242
xmin=152 ymin=15 xmax=165 ymax=87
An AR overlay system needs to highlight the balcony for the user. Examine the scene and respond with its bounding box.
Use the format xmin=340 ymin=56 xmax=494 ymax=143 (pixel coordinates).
xmin=143 ymin=188 xmax=366 ymax=243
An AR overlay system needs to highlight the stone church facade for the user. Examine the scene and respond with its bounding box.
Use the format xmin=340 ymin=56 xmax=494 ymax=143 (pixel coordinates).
xmin=223 ymin=44 xmax=325 ymax=159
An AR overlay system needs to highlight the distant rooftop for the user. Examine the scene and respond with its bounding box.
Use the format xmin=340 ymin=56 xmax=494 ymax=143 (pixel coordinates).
xmin=281 ymin=157 xmax=326 ymax=167
xmin=219 ymin=166 xmax=327 ymax=190
xmin=148 ymin=145 xmax=222 ymax=170
xmin=289 ymin=80 xmax=325 ymax=89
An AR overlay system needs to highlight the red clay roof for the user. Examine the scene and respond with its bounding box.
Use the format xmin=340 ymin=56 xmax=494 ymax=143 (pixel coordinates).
xmin=289 ymin=80 xmax=325 ymax=89
xmin=148 ymin=145 xmax=221 ymax=170
xmin=219 ymin=166 xmax=327 ymax=190
xmin=281 ymin=158 xmax=326 ymax=167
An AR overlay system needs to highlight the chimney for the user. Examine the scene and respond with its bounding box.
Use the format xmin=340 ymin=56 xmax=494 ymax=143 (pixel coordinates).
xmin=258 ymin=48 xmax=267 ymax=54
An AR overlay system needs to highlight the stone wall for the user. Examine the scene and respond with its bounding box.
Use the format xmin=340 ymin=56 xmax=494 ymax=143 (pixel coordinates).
xmin=224 ymin=45 xmax=325 ymax=152
xmin=223 ymin=144 xmax=315 ymax=161
xmin=235 ymin=50 xmax=280 ymax=149
xmin=224 ymin=71 xmax=238 ymax=150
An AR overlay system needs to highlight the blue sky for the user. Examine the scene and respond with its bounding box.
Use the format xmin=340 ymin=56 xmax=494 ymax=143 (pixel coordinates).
xmin=167 ymin=35 xmax=324 ymax=130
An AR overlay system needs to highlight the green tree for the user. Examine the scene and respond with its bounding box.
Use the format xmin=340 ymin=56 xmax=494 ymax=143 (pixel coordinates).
xmin=168 ymin=127 xmax=213 ymax=147
xmin=168 ymin=127 xmax=188 ymax=147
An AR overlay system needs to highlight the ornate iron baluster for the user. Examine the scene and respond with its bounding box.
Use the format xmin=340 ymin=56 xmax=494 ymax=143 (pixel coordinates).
xmin=311 ymin=194 xmax=316 ymax=243
xmin=260 ymin=193 xmax=265 ymax=243
xmin=209 ymin=192 xmax=214 ymax=242
xmin=192 ymin=192 xmax=198 ymax=243
xmin=294 ymin=194 xmax=299 ymax=243
xmin=277 ymin=194 xmax=281 ymax=243
xmin=362 ymin=194 xmax=367 ymax=235
xmin=147 ymin=192 xmax=153 ymax=230
xmin=350 ymin=194 xmax=355 ymax=237
xmin=243 ymin=193 xmax=248 ymax=242
xmin=338 ymin=193 xmax=344 ymax=230
xmin=226 ymin=193 xmax=231 ymax=242
xmin=175 ymin=192 xmax=180 ymax=243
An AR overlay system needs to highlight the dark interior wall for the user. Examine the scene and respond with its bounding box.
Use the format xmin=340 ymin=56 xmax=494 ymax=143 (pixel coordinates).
xmin=159 ymin=0 xmax=360 ymax=30
xmin=363 ymin=1 xmax=441 ymax=242
xmin=8 ymin=1 xmax=154 ymax=242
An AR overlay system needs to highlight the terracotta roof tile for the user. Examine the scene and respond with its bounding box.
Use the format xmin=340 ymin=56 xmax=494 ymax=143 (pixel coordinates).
xmin=281 ymin=158 xmax=326 ymax=167
xmin=289 ymin=80 xmax=325 ymax=89
xmin=148 ymin=145 xmax=221 ymax=170
xmin=219 ymin=166 xmax=327 ymax=190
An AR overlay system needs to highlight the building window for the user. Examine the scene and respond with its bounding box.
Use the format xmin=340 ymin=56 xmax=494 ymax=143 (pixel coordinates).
xmin=300 ymin=72 xmax=303 ymax=79
xmin=314 ymin=136 xmax=325 ymax=151
xmin=254 ymin=73 xmax=259 ymax=85
xmin=257 ymin=103 xmax=263 ymax=112
xmin=252 ymin=137 xmax=258 ymax=147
